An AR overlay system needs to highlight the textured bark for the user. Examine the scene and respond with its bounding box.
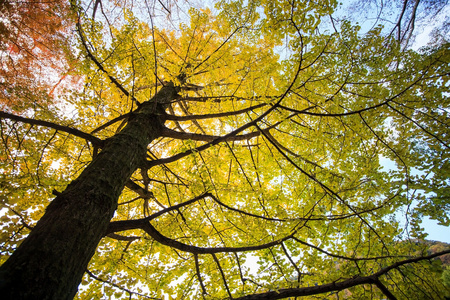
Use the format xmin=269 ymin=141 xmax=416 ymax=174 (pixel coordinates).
xmin=0 ymin=84 xmax=178 ymax=300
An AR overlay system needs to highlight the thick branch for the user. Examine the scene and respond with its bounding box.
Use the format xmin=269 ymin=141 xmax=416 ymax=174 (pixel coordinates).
xmin=106 ymin=233 xmax=140 ymax=242
xmin=165 ymin=103 xmax=266 ymax=121
xmin=125 ymin=180 xmax=154 ymax=199
xmin=141 ymin=222 xmax=291 ymax=254
xmin=146 ymin=113 xmax=267 ymax=168
xmin=233 ymin=249 xmax=450 ymax=300
xmin=177 ymin=95 xmax=274 ymax=103
xmin=91 ymin=112 xmax=133 ymax=134
xmin=280 ymin=65 xmax=433 ymax=119
xmin=106 ymin=192 xmax=211 ymax=234
xmin=278 ymin=99 xmax=390 ymax=117
xmin=0 ymin=111 xmax=103 ymax=146
xmin=373 ymin=279 xmax=398 ymax=300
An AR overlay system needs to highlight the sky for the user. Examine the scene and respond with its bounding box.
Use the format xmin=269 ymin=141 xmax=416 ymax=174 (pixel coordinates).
xmin=380 ymin=156 xmax=449 ymax=244
xmin=422 ymin=217 xmax=449 ymax=243
xmin=410 ymin=5 xmax=449 ymax=244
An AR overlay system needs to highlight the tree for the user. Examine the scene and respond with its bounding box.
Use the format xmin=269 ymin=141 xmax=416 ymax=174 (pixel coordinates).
xmin=444 ymin=267 xmax=450 ymax=288
xmin=0 ymin=0 xmax=74 ymax=111
xmin=346 ymin=0 xmax=450 ymax=48
xmin=0 ymin=0 xmax=449 ymax=299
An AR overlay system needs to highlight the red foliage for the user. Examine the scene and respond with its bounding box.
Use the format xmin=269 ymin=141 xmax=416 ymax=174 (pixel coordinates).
xmin=0 ymin=0 xmax=77 ymax=110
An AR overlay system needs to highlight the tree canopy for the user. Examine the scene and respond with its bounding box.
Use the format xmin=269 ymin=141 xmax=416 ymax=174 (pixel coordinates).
xmin=0 ymin=0 xmax=449 ymax=299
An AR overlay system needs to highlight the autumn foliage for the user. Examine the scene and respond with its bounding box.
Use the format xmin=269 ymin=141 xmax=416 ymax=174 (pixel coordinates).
xmin=0 ymin=0 xmax=73 ymax=110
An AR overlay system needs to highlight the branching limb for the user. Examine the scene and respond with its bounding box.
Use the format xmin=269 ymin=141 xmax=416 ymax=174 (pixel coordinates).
xmin=147 ymin=43 xmax=305 ymax=169
xmin=90 ymin=112 xmax=133 ymax=134
xmin=125 ymin=180 xmax=155 ymax=200
xmin=0 ymin=111 xmax=103 ymax=147
xmin=280 ymin=243 xmax=300 ymax=275
xmin=232 ymin=249 xmax=450 ymax=300
xmin=177 ymin=100 xmax=206 ymax=134
xmin=108 ymin=190 xmax=396 ymax=238
xmin=107 ymin=192 xmax=211 ymax=234
xmin=165 ymin=103 xmax=267 ymax=121
xmin=161 ymin=127 xmax=261 ymax=142
xmin=373 ymin=278 xmax=398 ymax=300
xmin=211 ymin=253 xmax=233 ymax=298
xmin=73 ymin=7 xmax=141 ymax=107
xmin=106 ymin=233 xmax=140 ymax=242
xmin=256 ymin=124 xmax=390 ymax=254
xmin=193 ymin=26 xmax=243 ymax=73
xmin=141 ymin=221 xmax=291 ymax=254
xmin=208 ymin=194 xmax=289 ymax=222
xmin=387 ymin=103 xmax=450 ymax=149
xmin=146 ymin=113 xmax=265 ymax=168
xmin=8 ymin=207 xmax=34 ymax=230
xmin=177 ymin=95 xmax=275 ymax=103
xmin=194 ymin=254 xmax=208 ymax=296
xmin=263 ymin=130 xmax=322 ymax=168
xmin=291 ymin=237 xmax=401 ymax=262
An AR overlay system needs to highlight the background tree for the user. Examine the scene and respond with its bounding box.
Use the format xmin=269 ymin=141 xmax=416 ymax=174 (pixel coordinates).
xmin=0 ymin=0 xmax=75 ymax=111
xmin=346 ymin=0 xmax=450 ymax=48
xmin=0 ymin=0 xmax=449 ymax=299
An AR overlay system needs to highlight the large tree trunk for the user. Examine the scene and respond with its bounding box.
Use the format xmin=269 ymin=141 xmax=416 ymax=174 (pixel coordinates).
xmin=0 ymin=85 xmax=178 ymax=299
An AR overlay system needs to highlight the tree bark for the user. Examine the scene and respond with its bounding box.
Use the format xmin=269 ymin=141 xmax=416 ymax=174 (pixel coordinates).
xmin=0 ymin=84 xmax=178 ymax=299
